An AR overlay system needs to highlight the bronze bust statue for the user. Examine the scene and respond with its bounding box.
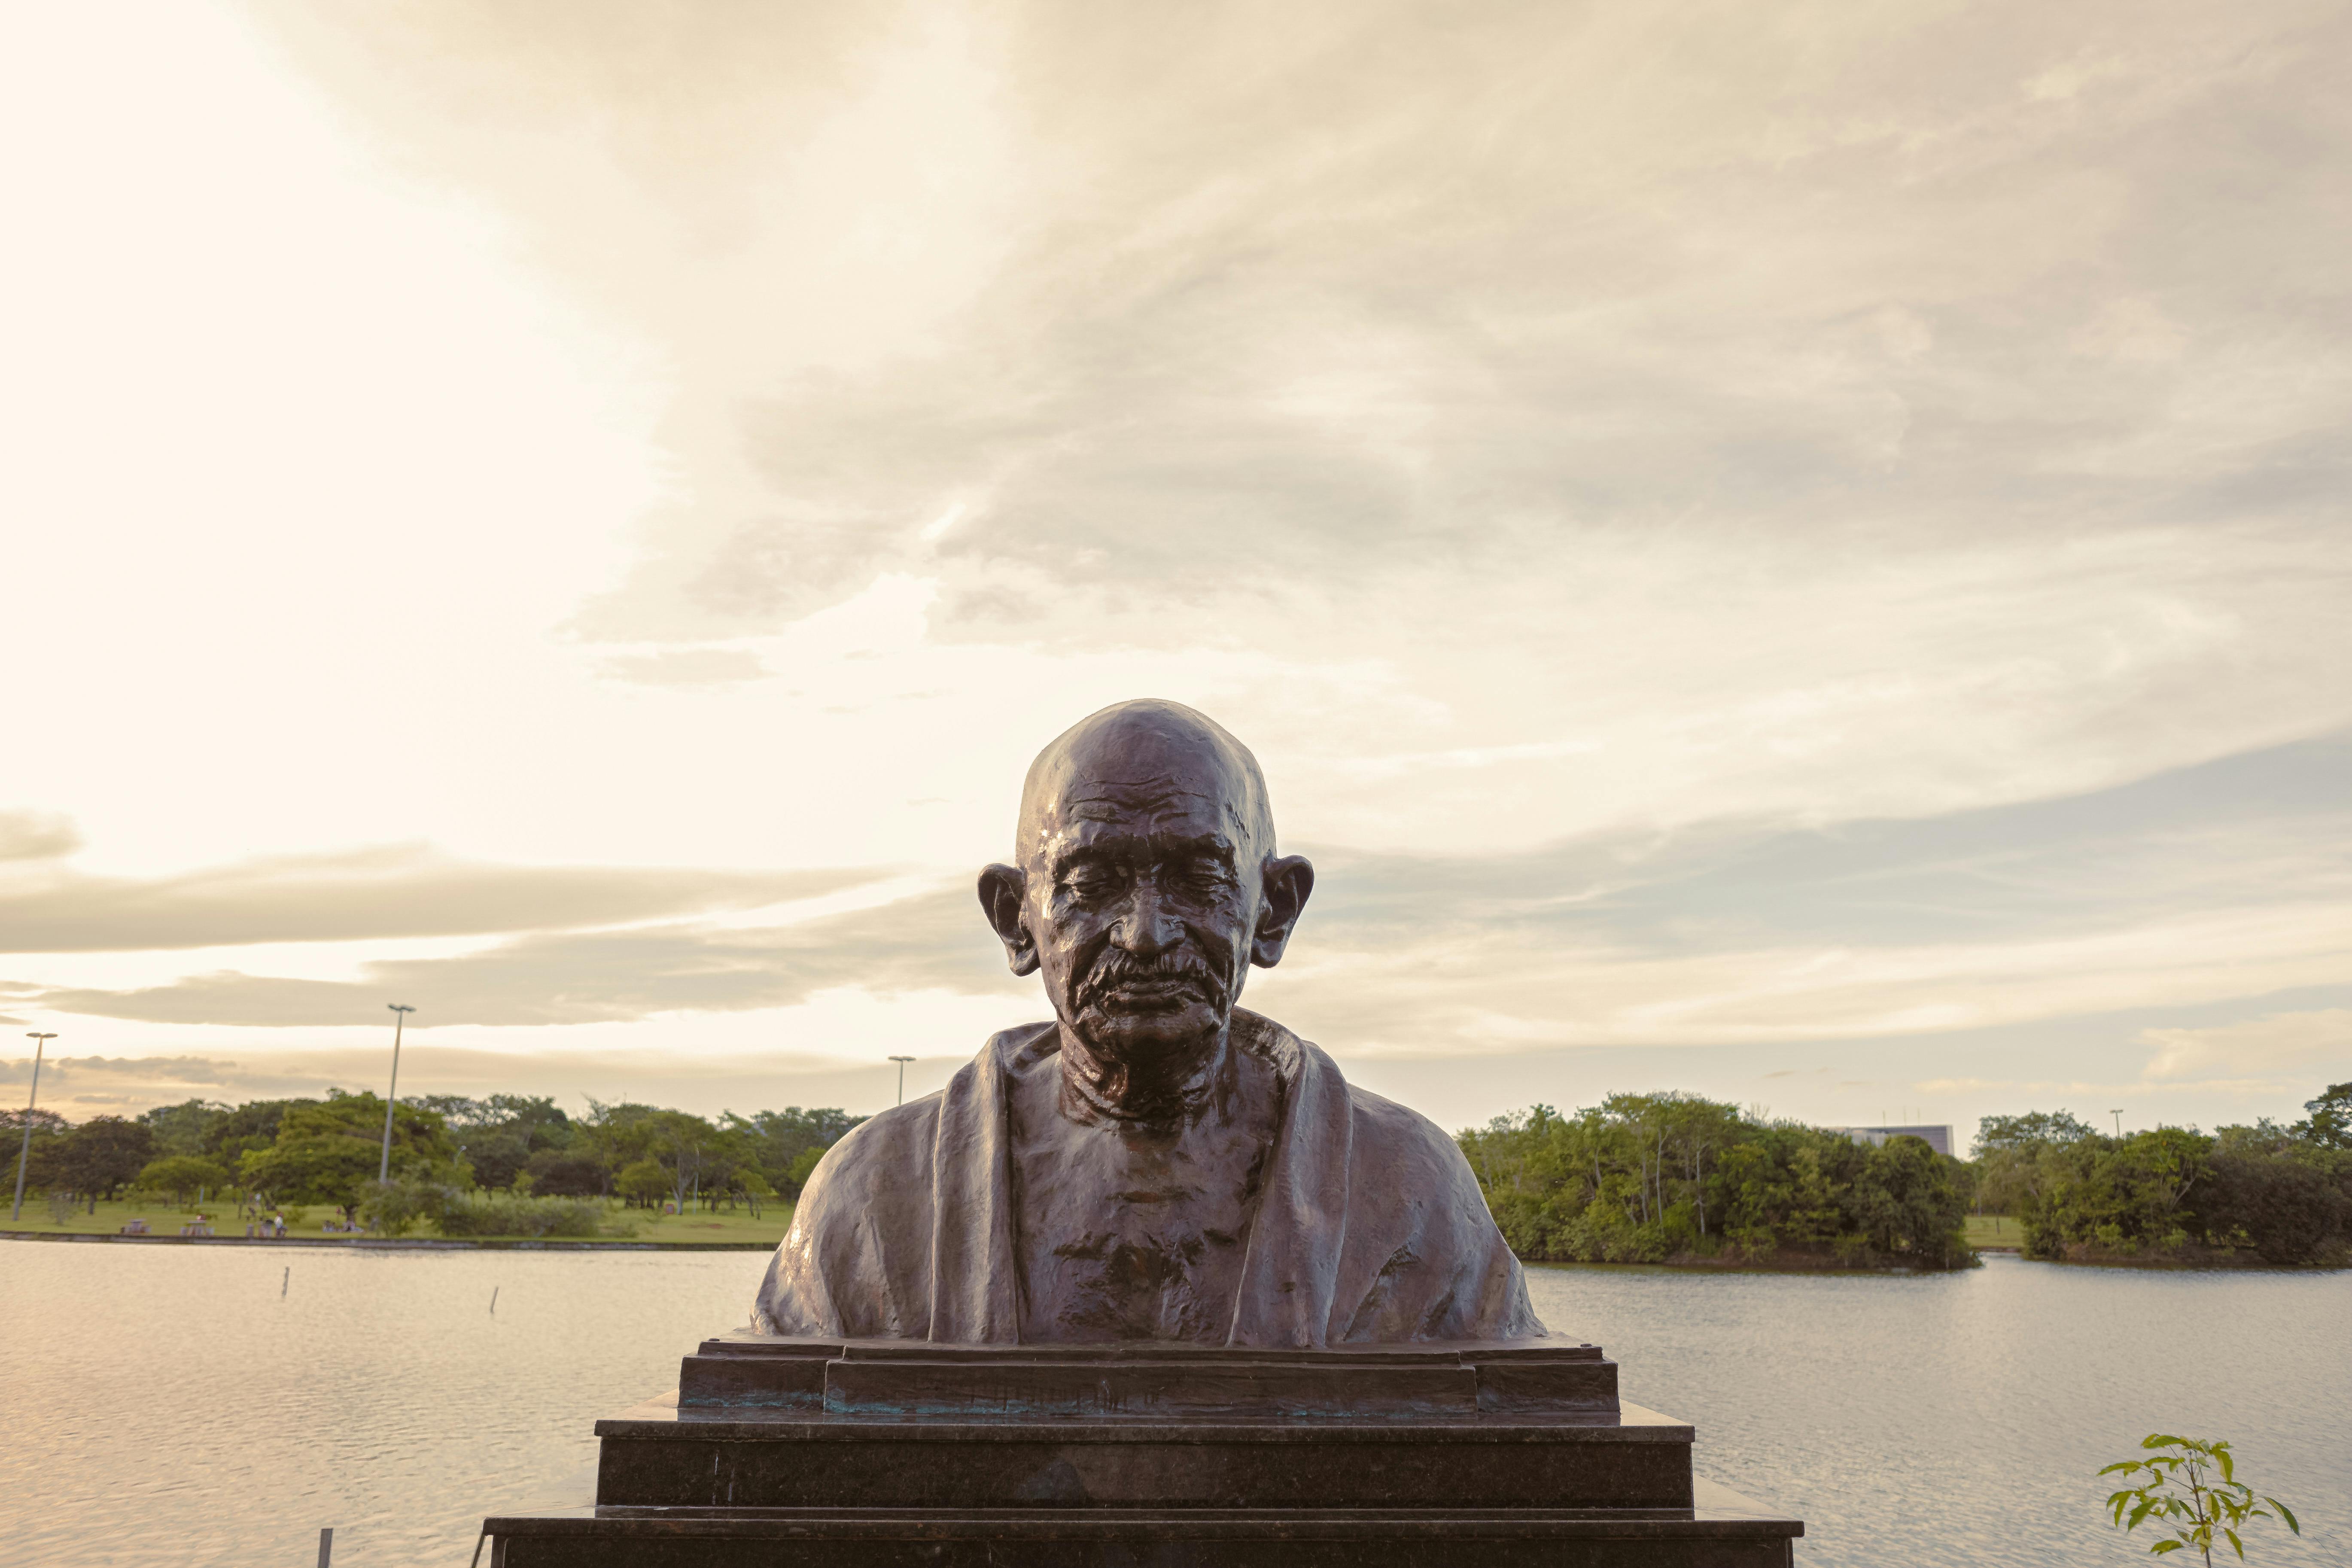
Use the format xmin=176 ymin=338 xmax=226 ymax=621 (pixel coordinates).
xmin=755 ymin=699 xmax=1542 ymax=1345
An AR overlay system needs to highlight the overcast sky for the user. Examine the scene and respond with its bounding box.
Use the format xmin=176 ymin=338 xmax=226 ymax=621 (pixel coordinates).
xmin=3 ymin=0 xmax=2346 ymax=1140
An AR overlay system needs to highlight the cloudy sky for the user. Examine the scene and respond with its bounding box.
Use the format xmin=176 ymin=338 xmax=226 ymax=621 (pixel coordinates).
xmin=4 ymin=0 xmax=2347 ymax=1141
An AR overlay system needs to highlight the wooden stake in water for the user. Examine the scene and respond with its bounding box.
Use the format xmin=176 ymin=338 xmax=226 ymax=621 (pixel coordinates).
xmin=489 ymin=1286 xmax=499 ymax=1315
xmin=316 ymin=1526 xmax=333 ymax=1566
xmin=281 ymin=1266 xmax=289 ymax=1297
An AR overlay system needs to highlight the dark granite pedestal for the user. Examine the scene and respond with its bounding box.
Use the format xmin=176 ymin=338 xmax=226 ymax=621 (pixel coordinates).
xmin=483 ymin=1335 xmax=1801 ymax=1566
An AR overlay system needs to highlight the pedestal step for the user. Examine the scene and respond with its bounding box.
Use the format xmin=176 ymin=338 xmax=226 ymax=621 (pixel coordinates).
xmin=598 ymin=1401 xmax=1694 ymax=1512
xmin=487 ymin=1495 xmax=1801 ymax=1568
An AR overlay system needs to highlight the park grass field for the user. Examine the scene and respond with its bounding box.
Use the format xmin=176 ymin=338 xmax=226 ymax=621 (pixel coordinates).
xmin=1966 ymin=1212 xmax=2023 ymax=1250
xmin=11 ymin=1195 xmax=2027 ymax=1257
xmin=2 ymin=1194 xmax=791 ymax=1248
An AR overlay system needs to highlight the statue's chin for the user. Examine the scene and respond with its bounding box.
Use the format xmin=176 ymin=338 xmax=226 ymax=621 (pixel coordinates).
xmin=1070 ymin=998 xmax=1228 ymax=1075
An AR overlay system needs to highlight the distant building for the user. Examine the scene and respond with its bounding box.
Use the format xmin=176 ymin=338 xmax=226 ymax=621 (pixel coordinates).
xmin=1832 ymin=1124 xmax=1954 ymax=1158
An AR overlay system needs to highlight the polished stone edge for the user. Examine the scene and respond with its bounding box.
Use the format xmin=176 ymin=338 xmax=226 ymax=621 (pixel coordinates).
xmin=597 ymin=1397 xmax=1693 ymax=1443
xmin=696 ymin=1332 xmax=1603 ymax=1362
xmin=678 ymin=1333 xmax=1621 ymax=1419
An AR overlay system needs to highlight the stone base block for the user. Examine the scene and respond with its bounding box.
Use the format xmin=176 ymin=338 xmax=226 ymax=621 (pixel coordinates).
xmin=480 ymin=1337 xmax=1801 ymax=1565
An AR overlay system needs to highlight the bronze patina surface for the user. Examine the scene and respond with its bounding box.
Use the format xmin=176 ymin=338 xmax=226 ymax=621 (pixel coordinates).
xmin=757 ymin=700 xmax=1540 ymax=1346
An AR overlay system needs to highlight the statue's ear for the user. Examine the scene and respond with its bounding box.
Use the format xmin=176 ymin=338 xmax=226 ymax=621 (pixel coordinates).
xmin=977 ymin=864 xmax=1039 ymax=976
xmin=1250 ymin=855 xmax=1315 ymax=968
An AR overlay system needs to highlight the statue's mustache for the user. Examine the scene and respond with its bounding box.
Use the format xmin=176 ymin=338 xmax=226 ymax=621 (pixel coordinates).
xmin=1078 ymin=947 xmax=1227 ymax=1008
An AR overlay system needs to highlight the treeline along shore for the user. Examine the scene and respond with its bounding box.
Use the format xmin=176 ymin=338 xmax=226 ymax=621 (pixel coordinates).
xmin=1459 ymin=1083 xmax=2350 ymax=1270
xmin=7 ymin=1082 xmax=2347 ymax=1267
xmin=3 ymin=1092 xmax=860 ymax=1242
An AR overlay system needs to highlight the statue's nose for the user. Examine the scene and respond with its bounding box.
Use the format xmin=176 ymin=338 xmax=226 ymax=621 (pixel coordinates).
xmin=1112 ymin=883 xmax=1183 ymax=954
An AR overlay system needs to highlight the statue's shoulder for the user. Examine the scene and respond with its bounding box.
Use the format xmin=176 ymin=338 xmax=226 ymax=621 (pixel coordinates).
xmin=1233 ymin=1011 xmax=1474 ymax=1184
xmin=797 ymin=1094 xmax=942 ymax=1216
xmin=1343 ymin=1080 xmax=1478 ymax=1181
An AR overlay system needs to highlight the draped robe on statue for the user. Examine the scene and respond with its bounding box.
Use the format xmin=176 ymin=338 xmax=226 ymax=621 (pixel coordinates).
xmin=754 ymin=1010 xmax=1544 ymax=1345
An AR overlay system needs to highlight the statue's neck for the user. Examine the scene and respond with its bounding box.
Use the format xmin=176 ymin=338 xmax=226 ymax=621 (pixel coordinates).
xmin=1055 ymin=1020 xmax=1230 ymax=1127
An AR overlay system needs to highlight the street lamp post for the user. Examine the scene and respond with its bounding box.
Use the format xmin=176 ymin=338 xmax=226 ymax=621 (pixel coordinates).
xmin=2109 ymin=1108 xmax=2124 ymax=1138
xmin=888 ymin=1056 xmax=916 ymax=1106
xmin=380 ymin=1005 xmax=415 ymax=1184
xmin=12 ymin=1032 xmax=57 ymax=1223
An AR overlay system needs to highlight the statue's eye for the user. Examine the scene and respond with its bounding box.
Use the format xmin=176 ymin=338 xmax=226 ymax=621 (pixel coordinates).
xmin=1177 ymin=861 xmax=1233 ymax=894
xmin=1061 ymin=865 xmax=1117 ymax=898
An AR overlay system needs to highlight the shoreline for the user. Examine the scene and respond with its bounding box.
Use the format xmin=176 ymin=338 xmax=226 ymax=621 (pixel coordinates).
xmin=0 ymin=1230 xmax=773 ymax=1251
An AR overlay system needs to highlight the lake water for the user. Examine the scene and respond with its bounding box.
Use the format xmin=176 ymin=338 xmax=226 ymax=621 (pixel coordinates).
xmin=0 ymin=1243 xmax=2342 ymax=1566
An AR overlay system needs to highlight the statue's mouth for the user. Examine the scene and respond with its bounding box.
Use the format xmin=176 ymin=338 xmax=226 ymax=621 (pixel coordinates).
xmin=1098 ymin=977 xmax=1209 ymax=1013
xmin=1081 ymin=950 xmax=1225 ymax=1017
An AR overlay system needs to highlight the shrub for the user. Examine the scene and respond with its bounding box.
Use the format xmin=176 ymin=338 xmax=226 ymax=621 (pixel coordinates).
xmin=432 ymin=1193 xmax=612 ymax=1239
xmin=359 ymin=1174 xmax=459 ymax=1237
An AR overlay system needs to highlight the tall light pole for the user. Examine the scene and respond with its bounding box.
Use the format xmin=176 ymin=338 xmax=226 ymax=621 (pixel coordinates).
xmin=2109 ymin=1108 xmax=2124 ymax=1138
xmin=12 ymin=1032 xmax=57 ymax=1223
xmin=888 ymin=1056 xmax=915 ymax=1106
xmin=380 ymin=1005 xmax=415 ymax=1183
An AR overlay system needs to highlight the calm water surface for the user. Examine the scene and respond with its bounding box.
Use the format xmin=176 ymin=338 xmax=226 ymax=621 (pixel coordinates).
xmin=0 ymin=1243 xmax=2342 ymax=1566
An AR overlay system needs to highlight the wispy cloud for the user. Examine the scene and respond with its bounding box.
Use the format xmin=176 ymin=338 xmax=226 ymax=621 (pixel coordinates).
xmin=24 ymin=883 xmax=1010 ymax=1027
xmin=0 ymin=842 xmax=887 ymax=953
xmin=2142 ymin=1008 xmax=2352 ymax=1084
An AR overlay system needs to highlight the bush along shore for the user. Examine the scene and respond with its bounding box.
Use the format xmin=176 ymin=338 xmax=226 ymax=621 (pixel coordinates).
xmin=1458 ymin=1094 xmax=1977 ymax=1270
xmin=1460 ymin=1081 xmax=2351 ymax=1272
xmin=9 ymin=1082 xmax=2343 ymax=1267
xmin=1976 ymin=1084 xmax=2350 ymax=1267
xmin=1 ymin=1091 xmax=858 ymax=1244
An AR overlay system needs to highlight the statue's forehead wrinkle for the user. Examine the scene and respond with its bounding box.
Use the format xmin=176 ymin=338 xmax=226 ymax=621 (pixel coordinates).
xmin=1059 ymin=781 xmax=1219 ymax=819
xmin=1015 ymin=699 xmax=1275 ymax=860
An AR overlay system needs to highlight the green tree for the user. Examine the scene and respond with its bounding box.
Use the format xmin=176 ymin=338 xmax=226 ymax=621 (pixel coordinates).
xmin=581 ymin=1103 xmax=743 ymax=1212
xmin=1852 ymin=1135 xmax=1972 ymax=1265
xmin=1976 ymin=1094 xmax=2351 ymax=1264
xmin=520 ymin=1147 xmax=608 ymax=1197
xmin=729 ymin=1166 xmax=778 ymax=1218
xmin=238 ymin=1091 xmax=458 ymax=1211
xmin=616 ymin=1158 xmax=671 ymax=1208
xmin=1456 ymin=1094 xmax=1974 ymax=1268
xmin=2 ymin=1107 xmax=70 ymax=1194
xmin=137 ymin=1154 xmax=233 ymax=1206
xmin=412 ymin=1093 xmax=573 ymax=1190
xmin=2102 ymin=1435 xmax=2298 ymax=1563
xmin=2291 ymin=1082 xmax=2350 ymax=1150
xmin=55 ymin=1116 xmax=158 ymax=1204
xmin=136 ymin=1099 xmax=230 ymax=1158
xmin=730 ymin=1107 xmax=862 ymax=1197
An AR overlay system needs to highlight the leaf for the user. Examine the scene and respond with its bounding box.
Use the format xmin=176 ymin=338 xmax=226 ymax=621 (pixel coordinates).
xmin=2129 ymin=1498 xmax=2156 ymax=1529
xmin=2145 ymin=1434 xmax=2187 ymax=1451
xmin=2150 ymin=1541 xmax=2183 ymax=1555
xmin=2269 ymin=1499 xmax=2299 ymax=1535
xmin=2223 ymin=1527 xmax=2243 ymax=1560
xmin=2216 ymin=1447 xmax=2233 ymax=1485
xmin=2100 ymin=1462 xmax=2140 ymax=1477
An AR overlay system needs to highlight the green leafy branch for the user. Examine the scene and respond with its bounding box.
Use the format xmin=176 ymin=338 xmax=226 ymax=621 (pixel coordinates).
xmin=2102 ymin=1435 xmax=2300 ymax=1564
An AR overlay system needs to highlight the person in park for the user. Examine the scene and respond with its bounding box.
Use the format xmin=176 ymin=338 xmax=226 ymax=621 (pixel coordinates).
xmin=756 ymin=700 xmax=1541 ymax=1345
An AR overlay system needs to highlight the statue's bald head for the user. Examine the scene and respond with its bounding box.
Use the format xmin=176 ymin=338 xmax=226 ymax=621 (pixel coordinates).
xmin=1016 ymin=699 xmax=1275 ymax=868
xmin=981 ymin=700 xmax=1314 ymax=1084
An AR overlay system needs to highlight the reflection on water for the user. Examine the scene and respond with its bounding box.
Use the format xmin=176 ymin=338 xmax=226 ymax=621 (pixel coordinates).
xmin=1524 ymin=1258 xmax=2346 ymax=1567
xmin=0 ymin=1244 xmax=2341 ymax=1566
xmin=0 ymin=1244 xmax=752 ymax=1567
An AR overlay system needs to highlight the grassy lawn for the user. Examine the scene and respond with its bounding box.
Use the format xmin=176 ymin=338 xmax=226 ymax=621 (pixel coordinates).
xmin=1966 ymin=1212 xmax=2023 ymax=1249
xmin=3 ymin=1194 xmax=791 ymax=1248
